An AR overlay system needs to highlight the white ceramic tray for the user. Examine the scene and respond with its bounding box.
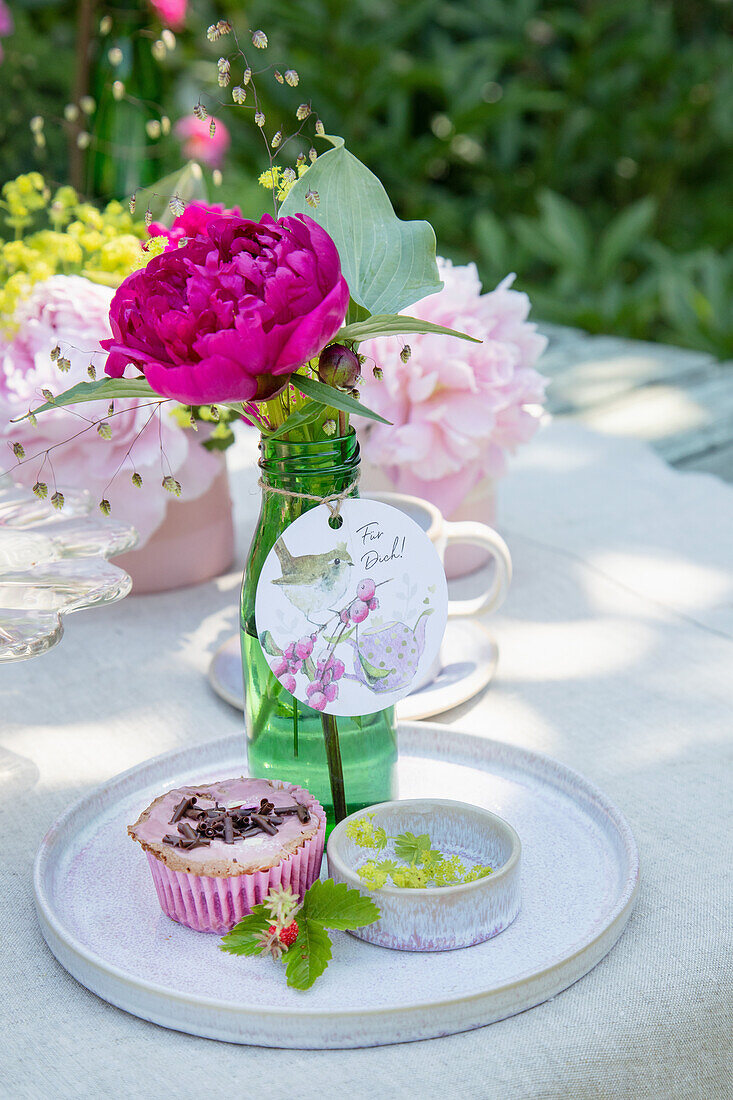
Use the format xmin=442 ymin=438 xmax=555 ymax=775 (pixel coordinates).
xmin=34 ymin=724 xmax=639 ymax=1049
xmin=209 ymin=619 xmax=499 ymax=722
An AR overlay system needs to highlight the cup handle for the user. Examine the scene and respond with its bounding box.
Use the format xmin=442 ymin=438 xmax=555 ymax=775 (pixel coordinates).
xmin=444 ymin=521 xmax=512 ymax=618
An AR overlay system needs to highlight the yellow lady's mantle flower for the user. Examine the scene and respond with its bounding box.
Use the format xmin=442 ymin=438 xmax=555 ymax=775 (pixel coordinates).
xmin=258 ymin=162 xmax=310 ymax=202
xmin=0 ymin=175 xmax=148 ymax=331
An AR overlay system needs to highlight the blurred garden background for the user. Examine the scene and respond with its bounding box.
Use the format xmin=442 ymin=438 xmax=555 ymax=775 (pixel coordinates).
xmin=1 ymin=0 xmax=732 ymax=356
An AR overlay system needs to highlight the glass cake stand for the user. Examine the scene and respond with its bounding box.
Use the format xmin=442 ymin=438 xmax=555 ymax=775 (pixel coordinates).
xmin=0 ymin=477 xmax=137 ymax=661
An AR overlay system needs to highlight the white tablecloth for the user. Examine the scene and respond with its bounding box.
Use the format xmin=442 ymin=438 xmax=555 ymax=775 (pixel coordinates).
xmin=2 ymin=421 xmax=731 ymax=1099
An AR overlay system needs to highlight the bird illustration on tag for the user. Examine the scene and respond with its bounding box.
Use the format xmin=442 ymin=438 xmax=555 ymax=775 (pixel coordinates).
xmin=272 ymin=536 xmax=354 ymax=624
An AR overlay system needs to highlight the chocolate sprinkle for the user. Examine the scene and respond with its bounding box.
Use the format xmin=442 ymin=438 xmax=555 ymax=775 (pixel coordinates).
xmin=160 ymin=794 xmax=311 ymax=848
xmin=251 ymin=813 xmax=278 ymax=836
xmin=169 ymin=796 xmax=196 ymax=824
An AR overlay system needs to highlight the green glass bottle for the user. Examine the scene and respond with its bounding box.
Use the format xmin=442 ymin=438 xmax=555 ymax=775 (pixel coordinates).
xmin=240 ymin=431 xmax=397 ymax=828
xmin=87 ymin=3 xmax=163 ymax=199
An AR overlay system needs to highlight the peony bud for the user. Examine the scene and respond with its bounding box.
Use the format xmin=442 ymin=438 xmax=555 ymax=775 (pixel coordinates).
xmin=318 ymin=344 xmax=360 ymax=390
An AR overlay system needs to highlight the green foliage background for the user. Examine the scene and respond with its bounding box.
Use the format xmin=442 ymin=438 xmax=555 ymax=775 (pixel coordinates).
xmin=2 ymin=0 xmax=732 ymax=355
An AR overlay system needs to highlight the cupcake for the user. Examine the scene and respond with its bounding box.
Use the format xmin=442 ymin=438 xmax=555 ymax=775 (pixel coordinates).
xmin=129 ymin=777 xmax=326 ymax=933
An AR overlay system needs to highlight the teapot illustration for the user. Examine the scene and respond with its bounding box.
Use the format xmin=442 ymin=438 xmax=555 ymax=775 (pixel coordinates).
xmin=342 ymin=608 xmax=433 ymax=693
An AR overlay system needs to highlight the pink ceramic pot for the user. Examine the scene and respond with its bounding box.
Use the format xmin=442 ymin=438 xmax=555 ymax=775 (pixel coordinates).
xmin=114 ymin=460 xmax=234 ymax=594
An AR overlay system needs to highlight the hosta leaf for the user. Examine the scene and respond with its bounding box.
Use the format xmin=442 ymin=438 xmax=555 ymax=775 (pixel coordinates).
xmin=280 ymin=135 xmax=442 ymax=315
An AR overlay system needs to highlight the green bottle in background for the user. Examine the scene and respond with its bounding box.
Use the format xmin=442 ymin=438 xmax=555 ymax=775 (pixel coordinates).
xmin=87 ymin=3 xmax=164 ymax=198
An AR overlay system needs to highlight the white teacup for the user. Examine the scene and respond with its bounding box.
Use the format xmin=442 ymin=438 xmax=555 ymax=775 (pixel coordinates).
xmin=367 ymin=491 xmax=512 ymax=690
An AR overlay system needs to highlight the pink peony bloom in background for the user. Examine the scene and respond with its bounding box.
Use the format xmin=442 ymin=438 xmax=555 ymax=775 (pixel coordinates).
xmin=174 ymin=115 xmax=229 ymax=169
xmin=0 ymin=0 xmax=13 ymax=62
xmin=103 ymin=213 xmax=350 ymax=406
xmin=147 ymin=201 xmax=242 ymax=250
xmin=148 ymin=0 xmax=187 ymax=29
xmin=358 ymin=260 xmax=548 ymax=515
xmin=0 ymin=275 xmax=219 ymax=544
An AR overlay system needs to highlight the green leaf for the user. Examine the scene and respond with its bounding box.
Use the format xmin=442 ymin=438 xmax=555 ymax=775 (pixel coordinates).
xmin=394 ymin=832 xmax=432 ymax=864
xmin=285 ymin=918 xmax=333 ymax=990
xmin=358 ymin=651 xmax=394 ymax=683
xmin=280 ymin=135 xmax=442 ymax=315
xmin=537 ymin=189 xmax=590 ymax=271
xmin=15 ymin=377 xmax=162 ymax=420
xmin=345 ymin=298 xmax=371 ymax=326
xmin=259 ymin=630 xmax=283 ymax=657
xmin=597 ymin=197 xmax=657 ymax=281
xmin=201 ymin=421 xmax=235 ymax=452
xmin=264 ymin=400 xmax=322 ymax=440
xmin=220 ymin=906 xmax=271 ymax=957
xmin=303 ymin=878 xmax=381 ymax=930
xmin=292 ymin=374 xmax=391 ymax=425
xmin=334 ymin=313 xmax=480 ymax=344
xmin=134 ymin=162 xmax=208 ymax=227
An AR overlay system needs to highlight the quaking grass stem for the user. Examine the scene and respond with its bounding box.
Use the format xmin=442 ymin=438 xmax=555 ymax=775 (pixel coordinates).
xmin=320 ymin=712 xmax=347 ymax=822
xmin=292 ymin=704 xmax=299 ymax=758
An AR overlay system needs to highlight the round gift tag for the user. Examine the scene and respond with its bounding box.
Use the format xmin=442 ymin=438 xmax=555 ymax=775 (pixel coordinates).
xmin=254 ymin=499 xmax=448 ymax=716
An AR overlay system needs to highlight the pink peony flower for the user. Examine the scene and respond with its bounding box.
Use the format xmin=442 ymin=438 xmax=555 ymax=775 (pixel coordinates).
xmin=0 ymin=0 xmax=13 ymax=62
xmin=147 ymin=202 xmax=242 ymax=250
xmin=0 ymin=275 xmax=219 ymax=544
xmin=358 ymin=261 xmax=548 ymax=514
xmin=103 ymin=213 xmax=350 ymax=406
xmin=174 ymin=115 xmax=229 ymax=168
xmin=148 ymin=0 xmax=187 ymax=29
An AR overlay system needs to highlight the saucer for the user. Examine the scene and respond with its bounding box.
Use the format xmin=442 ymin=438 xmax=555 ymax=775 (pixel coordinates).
xmin=208 ymin=619 xmax=498 ymax=722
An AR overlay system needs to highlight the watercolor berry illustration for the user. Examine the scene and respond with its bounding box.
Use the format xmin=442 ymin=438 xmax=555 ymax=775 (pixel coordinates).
xmin=260 ymin=565 xmax=433 ymax=708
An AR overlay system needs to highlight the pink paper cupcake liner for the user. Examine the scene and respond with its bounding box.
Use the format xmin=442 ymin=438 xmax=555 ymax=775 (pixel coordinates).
xmin=145 ymin=801 xmax=326 ymax=934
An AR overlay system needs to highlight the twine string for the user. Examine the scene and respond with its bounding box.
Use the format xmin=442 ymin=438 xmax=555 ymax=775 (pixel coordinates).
xmin=257 ymin=475 xmax=359 ymax=521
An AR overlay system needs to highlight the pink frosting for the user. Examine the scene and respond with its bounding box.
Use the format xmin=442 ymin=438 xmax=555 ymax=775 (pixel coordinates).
xmin=130 ymin=777 xmax=323 ymax=875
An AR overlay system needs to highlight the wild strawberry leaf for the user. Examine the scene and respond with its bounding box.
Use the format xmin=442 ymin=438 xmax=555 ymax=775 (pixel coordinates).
xmin=303 ymin=878 xmax=381 ymax=930
xmin=284 ymin=918 xmax=333 ymax=990
xmin=220 ymin=905 xmax=271 ymax=957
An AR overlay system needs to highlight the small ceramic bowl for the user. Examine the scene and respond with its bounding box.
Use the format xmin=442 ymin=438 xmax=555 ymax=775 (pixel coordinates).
xmin=327 ymin=799 xmax=521 ymax=951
